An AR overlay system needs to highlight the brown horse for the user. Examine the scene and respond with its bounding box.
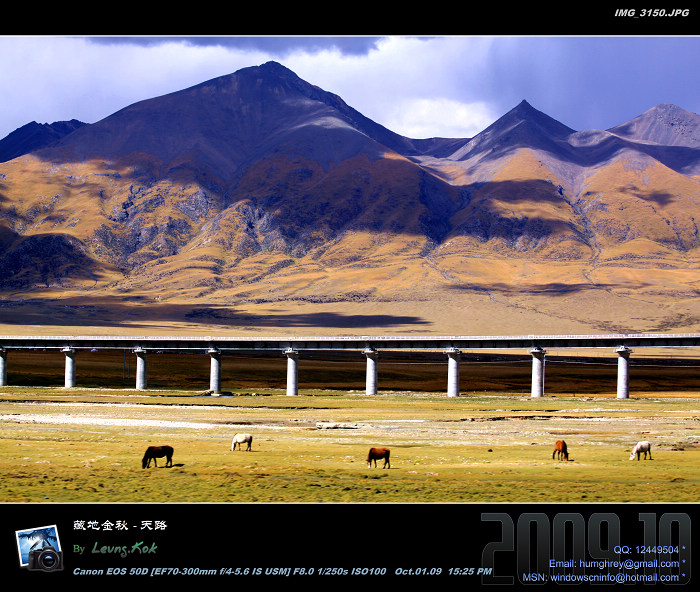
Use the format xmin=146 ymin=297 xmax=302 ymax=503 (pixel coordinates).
xmin=142 ymin=445 xmax=174 ymax=469
xmin=367 ymin=447 xmax=390 ymax=469
xmin=552 ymin=440 xmax=569 ymax=461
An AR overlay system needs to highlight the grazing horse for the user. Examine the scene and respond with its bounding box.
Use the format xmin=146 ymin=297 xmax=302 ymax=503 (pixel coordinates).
xmin=231 ymin=433 xmax=253 ymax=451
xmin=629 ymin=441 xmax=652 ymax=461
xmin=552 ymin=440 xmax=569 ymax=461
xmin=367 ymin=447 xmax=390 ymax=469
xmin=142 ymin=445 xmax=174 ymax=469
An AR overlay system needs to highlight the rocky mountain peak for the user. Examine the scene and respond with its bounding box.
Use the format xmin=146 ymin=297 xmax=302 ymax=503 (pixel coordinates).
xmin=502 ymin=99 xmax=576 ymax=137
xmin=0 ymin=119 xmax=85 ymax=163
xmin=447 ymin=99 xmax=575 ymax=163
xmin=607 ymin=103 xmax=700 ymax=147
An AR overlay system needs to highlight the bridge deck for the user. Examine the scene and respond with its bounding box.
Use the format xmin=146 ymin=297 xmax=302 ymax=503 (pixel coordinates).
xmin=1 ymin=333 xmax=699 ymax=351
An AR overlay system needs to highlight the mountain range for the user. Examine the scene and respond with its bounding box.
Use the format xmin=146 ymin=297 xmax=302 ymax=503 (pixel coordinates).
xmin=0 ymin=61 xmax=699 ymax=337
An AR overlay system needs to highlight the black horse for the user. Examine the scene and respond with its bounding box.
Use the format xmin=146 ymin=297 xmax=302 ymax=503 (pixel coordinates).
xmin=142 ymin=445 xmax=174 ymax=469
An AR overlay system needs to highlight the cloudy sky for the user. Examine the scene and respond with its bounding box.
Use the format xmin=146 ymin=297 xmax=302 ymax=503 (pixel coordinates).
xmin=1 ymin=35 xmax=700 ymax=142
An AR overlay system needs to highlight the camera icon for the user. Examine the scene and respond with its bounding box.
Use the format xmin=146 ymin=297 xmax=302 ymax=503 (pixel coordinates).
xmin=27 ymin=545 xmax=63 ymax=572
xmin=15 ymin=524 xmax=63 ymax=572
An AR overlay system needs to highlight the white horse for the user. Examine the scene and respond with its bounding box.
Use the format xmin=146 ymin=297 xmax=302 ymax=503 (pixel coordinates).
xmin=231 ymin=433 xmax=253 ymax=451
xmin=629 ymin=440 xmax=652 ymax=461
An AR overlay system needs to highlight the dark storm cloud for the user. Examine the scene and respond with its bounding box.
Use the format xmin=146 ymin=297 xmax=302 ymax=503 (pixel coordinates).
xmin=474 ymin=36 xmax=700 ymax=132
xmin=88 ymin=36 xmax=383 ymax=56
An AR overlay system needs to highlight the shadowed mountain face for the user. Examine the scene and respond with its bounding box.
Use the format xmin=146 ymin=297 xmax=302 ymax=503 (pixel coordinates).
xmin=1 ymin=61 xmax=700 ymax=335
xmin=40 ymin=62 xmax=420 ymax=177
xmin=0 ymin=119 xmax=85 ymax=163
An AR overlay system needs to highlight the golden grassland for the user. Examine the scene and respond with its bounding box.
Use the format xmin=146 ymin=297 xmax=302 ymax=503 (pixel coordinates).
xmin=1 ymin=353 xmax=699 ymax=504
xmin=3 ymin=150 xmax=700 ymax=337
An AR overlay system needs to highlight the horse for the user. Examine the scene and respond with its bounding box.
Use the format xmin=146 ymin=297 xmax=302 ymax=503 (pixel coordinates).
xmin=552 ymin=440 xmax=569 ymax=461
xmin=231 ymin=433 xmax=253 ymax=451
xmin=367 ymin=447 xmax=390 ymax=469
xmin=629 ymin=440 xmax=652 ymax=461
xmin=142 ymin=445 xmax=174 ymax=469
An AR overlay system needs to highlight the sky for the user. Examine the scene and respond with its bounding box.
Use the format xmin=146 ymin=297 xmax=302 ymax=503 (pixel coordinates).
xmin=1 ymin=35 xmax=700 ymax=142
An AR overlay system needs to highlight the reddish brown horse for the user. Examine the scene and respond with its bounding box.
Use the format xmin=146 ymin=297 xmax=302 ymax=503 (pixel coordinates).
xmin=367 ymin=447 xmax=390 ymax=469
xmin=552 ymin=440 xmax=569 ymax=461
xmin=142 ymin=445 xmax=174 ymax=469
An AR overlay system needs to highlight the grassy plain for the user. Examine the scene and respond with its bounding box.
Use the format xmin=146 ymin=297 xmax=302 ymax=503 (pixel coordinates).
xmin=1 ymin=352 xmax=699 ymax=503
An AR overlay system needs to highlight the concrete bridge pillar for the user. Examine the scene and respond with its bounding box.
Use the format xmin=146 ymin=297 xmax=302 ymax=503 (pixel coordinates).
xmin=208 ymin=348 xmax=222 ymax=395
xmin=63 ymin=347 xmax=76 ymax=388
xmin=363 ymin=347 xmax=378 ymax=395
xmin=285 ymin=348 xmax=299 ymax=396
xmin=616 ymin=346 xmax=631 ymax=399
xmin=446 ymin=347 xmax=461 ymax=397
xmin=530 ymin=347 xmax=546 ymax=397
xmin=134 ymin=347 xmax=147 ymax=390
xmin=0 ymin=348 xmax=7 ymax=386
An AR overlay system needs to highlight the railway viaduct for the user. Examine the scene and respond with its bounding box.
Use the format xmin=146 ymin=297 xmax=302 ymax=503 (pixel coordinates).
xmin=0 ymin=333 xmax=698 ymax=398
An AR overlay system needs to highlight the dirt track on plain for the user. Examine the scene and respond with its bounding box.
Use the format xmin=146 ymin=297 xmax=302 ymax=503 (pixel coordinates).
xmin=3 ymin=396 xmax=698 ymax=454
